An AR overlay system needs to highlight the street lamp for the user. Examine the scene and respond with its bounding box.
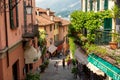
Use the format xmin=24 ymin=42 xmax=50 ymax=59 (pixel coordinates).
xmin=26 ymin=0 xmax=33 ymax=14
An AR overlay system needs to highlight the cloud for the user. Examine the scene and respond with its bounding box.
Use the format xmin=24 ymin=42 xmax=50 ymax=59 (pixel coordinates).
xmin=69 ymin=1 xmax=80 ymax=8
xmin=35 ymin=0 xmax=44 ymax=3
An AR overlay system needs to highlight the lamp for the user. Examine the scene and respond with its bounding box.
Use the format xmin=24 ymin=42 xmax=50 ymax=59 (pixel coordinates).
xmin=26 ymin=0 xmax=33 ymax=14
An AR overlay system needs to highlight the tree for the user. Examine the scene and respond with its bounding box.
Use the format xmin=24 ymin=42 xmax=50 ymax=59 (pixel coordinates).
xmin=70 ymin=11 xmax=87 ymax=33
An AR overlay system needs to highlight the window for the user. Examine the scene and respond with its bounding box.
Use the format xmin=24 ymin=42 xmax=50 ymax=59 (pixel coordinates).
xmin=90 ymin=0 xmax=93 ymax=11
xmin=97 ymin=0 xmax=100 ymax=11
xmin=9 ymin=0 xmax=19 ymax=29
xmin=54 ymin=24 xmax=55 ymax=30
xmin=44 ymin=27 xmax=46 ymax=31
xmin=50 ymin=25 xmax=52 ymax=31
xmin=104 ymin=0 xmax=108 ymax=10
xmin=85 ymin=0 xmax=88 ymax=12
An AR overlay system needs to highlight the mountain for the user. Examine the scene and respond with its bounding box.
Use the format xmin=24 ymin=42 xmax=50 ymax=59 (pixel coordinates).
xmin=36 ymin=0 xmax=81 ymax=18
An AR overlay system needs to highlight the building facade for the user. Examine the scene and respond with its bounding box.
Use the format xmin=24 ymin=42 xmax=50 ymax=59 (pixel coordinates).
xmin=80 ymin=0 xmax=120 ymax=80
xmin=0 ymin=0 xmax=41 ymax=80
xmin=35 ymin=8 xmax=70 ymax=56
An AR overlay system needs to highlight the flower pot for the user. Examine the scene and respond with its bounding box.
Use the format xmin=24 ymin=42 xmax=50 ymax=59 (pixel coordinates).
xmin=109 ymin=42 xmax=118 ymax=50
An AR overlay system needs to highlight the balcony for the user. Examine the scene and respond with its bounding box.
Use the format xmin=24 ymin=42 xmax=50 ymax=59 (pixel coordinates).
xmin=22 ymin=24 xmax=39 ymax=38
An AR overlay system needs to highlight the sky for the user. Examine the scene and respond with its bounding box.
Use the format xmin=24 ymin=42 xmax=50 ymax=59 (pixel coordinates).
xmin=35 ymin=0 xmax=81 ymax=12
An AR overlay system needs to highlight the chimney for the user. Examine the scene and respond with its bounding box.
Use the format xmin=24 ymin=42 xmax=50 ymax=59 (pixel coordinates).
xmin=50 ymin=15 xmax=54 ymax=21
xmin=46 ymin=8 xmax=50 ymax=16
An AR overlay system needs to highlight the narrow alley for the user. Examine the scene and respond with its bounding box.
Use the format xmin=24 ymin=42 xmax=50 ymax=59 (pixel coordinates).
xmin=40 ymin=57 xmax=80 ymax=80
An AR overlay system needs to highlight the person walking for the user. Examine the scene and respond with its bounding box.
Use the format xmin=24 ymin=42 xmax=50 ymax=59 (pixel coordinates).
xmin=67 ymin=57 xmax=71 ymax=69
xmin=54 ymin=61 xmax=58 ymax=71
xmin=62 ymin=58 xmax=65 ymax=69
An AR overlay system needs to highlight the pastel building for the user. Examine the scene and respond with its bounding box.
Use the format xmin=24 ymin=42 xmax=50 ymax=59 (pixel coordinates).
xmin=35 ymin=8 xmax=70 ymax=56
xmin=0 ymin=0 xmax=41 ymax=80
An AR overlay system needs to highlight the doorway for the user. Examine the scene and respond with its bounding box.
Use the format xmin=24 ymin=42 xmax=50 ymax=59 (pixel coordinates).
xmin=12 ymin=61 xmax=18 ymax=80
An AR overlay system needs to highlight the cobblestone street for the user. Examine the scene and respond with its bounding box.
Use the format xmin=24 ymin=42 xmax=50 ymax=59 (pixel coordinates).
xmin=40 ymin=57 xmax=80 ymax=80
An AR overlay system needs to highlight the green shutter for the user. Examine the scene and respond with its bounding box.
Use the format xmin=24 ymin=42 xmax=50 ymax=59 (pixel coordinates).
xmin=104 ymin=18 xmax=112 ymax=30
xmin=97 ymin=0 xmax=100 ymax=11
xmin=85 ymin=0 xmax=88 ymax=12
xmin=104 ymin=0 xmax=108 ymax=10
xmin=90 ymin=0 xmax=93 ymax=11
xmin=103 ymin=18 xmax=112 ymax=43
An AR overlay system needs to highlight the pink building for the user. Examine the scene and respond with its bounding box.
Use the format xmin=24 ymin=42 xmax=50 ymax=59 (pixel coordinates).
xmin=0 ymin=0 xmax=41 ymax=80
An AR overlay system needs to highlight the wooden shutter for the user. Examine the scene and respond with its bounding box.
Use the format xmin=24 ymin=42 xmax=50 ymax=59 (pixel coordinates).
xmin=90 ymin=0 xmax=93 ymax=11
xmin=9 ymin=0 xmax=14 ymax=29
xmin=97 ymin=0 xmax=100 ymax=11
xmin=9 ymin=0 xmax=19 ymax=29
xmin=104 ymin=0 xmax=108 ymax=10
xmin=104 ymin=18 xmax=112 ymax=30
xmin=85 ymin=0 xmax=88 ymax=12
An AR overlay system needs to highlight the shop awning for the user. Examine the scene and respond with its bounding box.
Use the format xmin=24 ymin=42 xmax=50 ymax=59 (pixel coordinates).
xmin=88 ymin=53 xmax=120 ymax=80
xmin=24 ymin=46 xmax=41 ymax=64
xmin=48 ymin=44 xmax=57 ymax=54
xmin=87 ymin=62 xmax=104 ymax=76
xmin=74 ymin=48 xmax=88 ymax=65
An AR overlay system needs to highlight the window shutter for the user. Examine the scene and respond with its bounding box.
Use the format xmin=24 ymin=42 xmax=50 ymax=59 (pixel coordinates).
xmin=16 ymin=0 xmax=19 ymax=27
xmin=90 ymin=0 xmax=93 ymax=11
xmin=104 ymin=18 xmax=112 ymax=30
xmin=97 ymin=0 xmax=100 ymax=11
xmin=9 ymin=0 xmax=14 ymax=29
xmin=104 ymin=0 xmax=108 ymax=10
xmin=23 ymin=1 xmax=27 ymax=29
xmin=85 ymin=0 xmax=87 ymax=12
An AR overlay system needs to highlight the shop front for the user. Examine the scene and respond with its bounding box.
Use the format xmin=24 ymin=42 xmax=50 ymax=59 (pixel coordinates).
xmin=75 ymin=48 xmax=106 ymax=80
xmin=88 ymin=53 xmax=120 ymax=80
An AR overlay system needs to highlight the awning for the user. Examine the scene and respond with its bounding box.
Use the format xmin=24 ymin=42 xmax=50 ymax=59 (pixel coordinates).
xmin=57 ymin=44 xmax=63 ymax=51
xmin=48 ymin=44 xmax=57 ymax=54
xmin=74 ymin=48 xmax=88 ymax=65
xmin=24 ymin=46 xmax=41 ymax=64
xmin=87 ymin=62 xmax=104 ymax=76
xmin=88 ymin=53 xmax=120 ymax=80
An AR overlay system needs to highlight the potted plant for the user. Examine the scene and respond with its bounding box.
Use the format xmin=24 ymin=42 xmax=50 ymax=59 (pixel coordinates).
xmin=40 ymin=64 xmax=46 ymax=73
xmin=71 ymin=67 xmax=78 ymax=79
xmin=44 ymin=60 xmax=49 ymax=67
xmin=109 ymin=32 xmax=119 ymax=49
xmin=25 ymin=72 xmax=40 ymax=80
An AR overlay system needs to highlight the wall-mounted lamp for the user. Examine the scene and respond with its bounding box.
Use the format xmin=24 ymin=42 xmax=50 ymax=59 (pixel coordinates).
xmin=26 ymin=0 xmax=33 ymax=14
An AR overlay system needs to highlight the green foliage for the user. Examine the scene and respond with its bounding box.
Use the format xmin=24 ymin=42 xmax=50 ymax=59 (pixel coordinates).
xmin=26 ymin=72 xmax=40 ymax=80
xmin=111 ymin=4 xmax=120 ymax=19
xmin=69 ymin=37 xmax=76 ymax=58
xmin=44 ymin=60 xmax=49 ymax=67
xmin=41 ymin=46 xmax=46 ymax=56
xmin=72 ymin=59 xmax=76 ymax=66
xmin=83 ymin=43 xmax=107 ymax=56
xmin=71 ymin=67 xmax=78 ymax=74
xmin=70 ymin=10 xmax=111 ymax=43
xmin=38 ymin=30 xmax=47 ymax=46
xmin=70 ymin=11 xmax=87 ymax=32
xmin=40 ymin=64 xmax=46 ymax=73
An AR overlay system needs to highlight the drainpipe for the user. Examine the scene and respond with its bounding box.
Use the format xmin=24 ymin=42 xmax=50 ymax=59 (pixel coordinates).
xmin=4 ymin=0 xmax=9 ymax=67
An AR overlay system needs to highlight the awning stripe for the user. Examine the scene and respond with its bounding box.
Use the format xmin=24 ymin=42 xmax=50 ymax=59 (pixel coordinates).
xmin=88 ymin=53 xmax=120 ymax=80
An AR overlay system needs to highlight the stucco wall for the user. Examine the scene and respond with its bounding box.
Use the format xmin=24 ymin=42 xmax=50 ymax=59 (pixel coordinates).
xmin=0 ymin=44 xmax=25 ymax=80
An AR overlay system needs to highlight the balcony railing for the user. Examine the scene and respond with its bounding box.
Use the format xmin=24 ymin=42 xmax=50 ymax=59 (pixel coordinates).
xmin=22 ymin=24 xmax=39 ymax=38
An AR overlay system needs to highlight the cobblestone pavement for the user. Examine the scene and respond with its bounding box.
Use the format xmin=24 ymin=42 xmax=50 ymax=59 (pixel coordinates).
xmin=40 ymin=57 xmax=80 ymax=80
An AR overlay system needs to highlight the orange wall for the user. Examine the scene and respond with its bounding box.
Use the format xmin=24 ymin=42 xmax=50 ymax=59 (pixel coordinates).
xmin=1 ymin=44 xmax=25 ymax=80
xmin=0 ymin=12 xmax=6 ymax=50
